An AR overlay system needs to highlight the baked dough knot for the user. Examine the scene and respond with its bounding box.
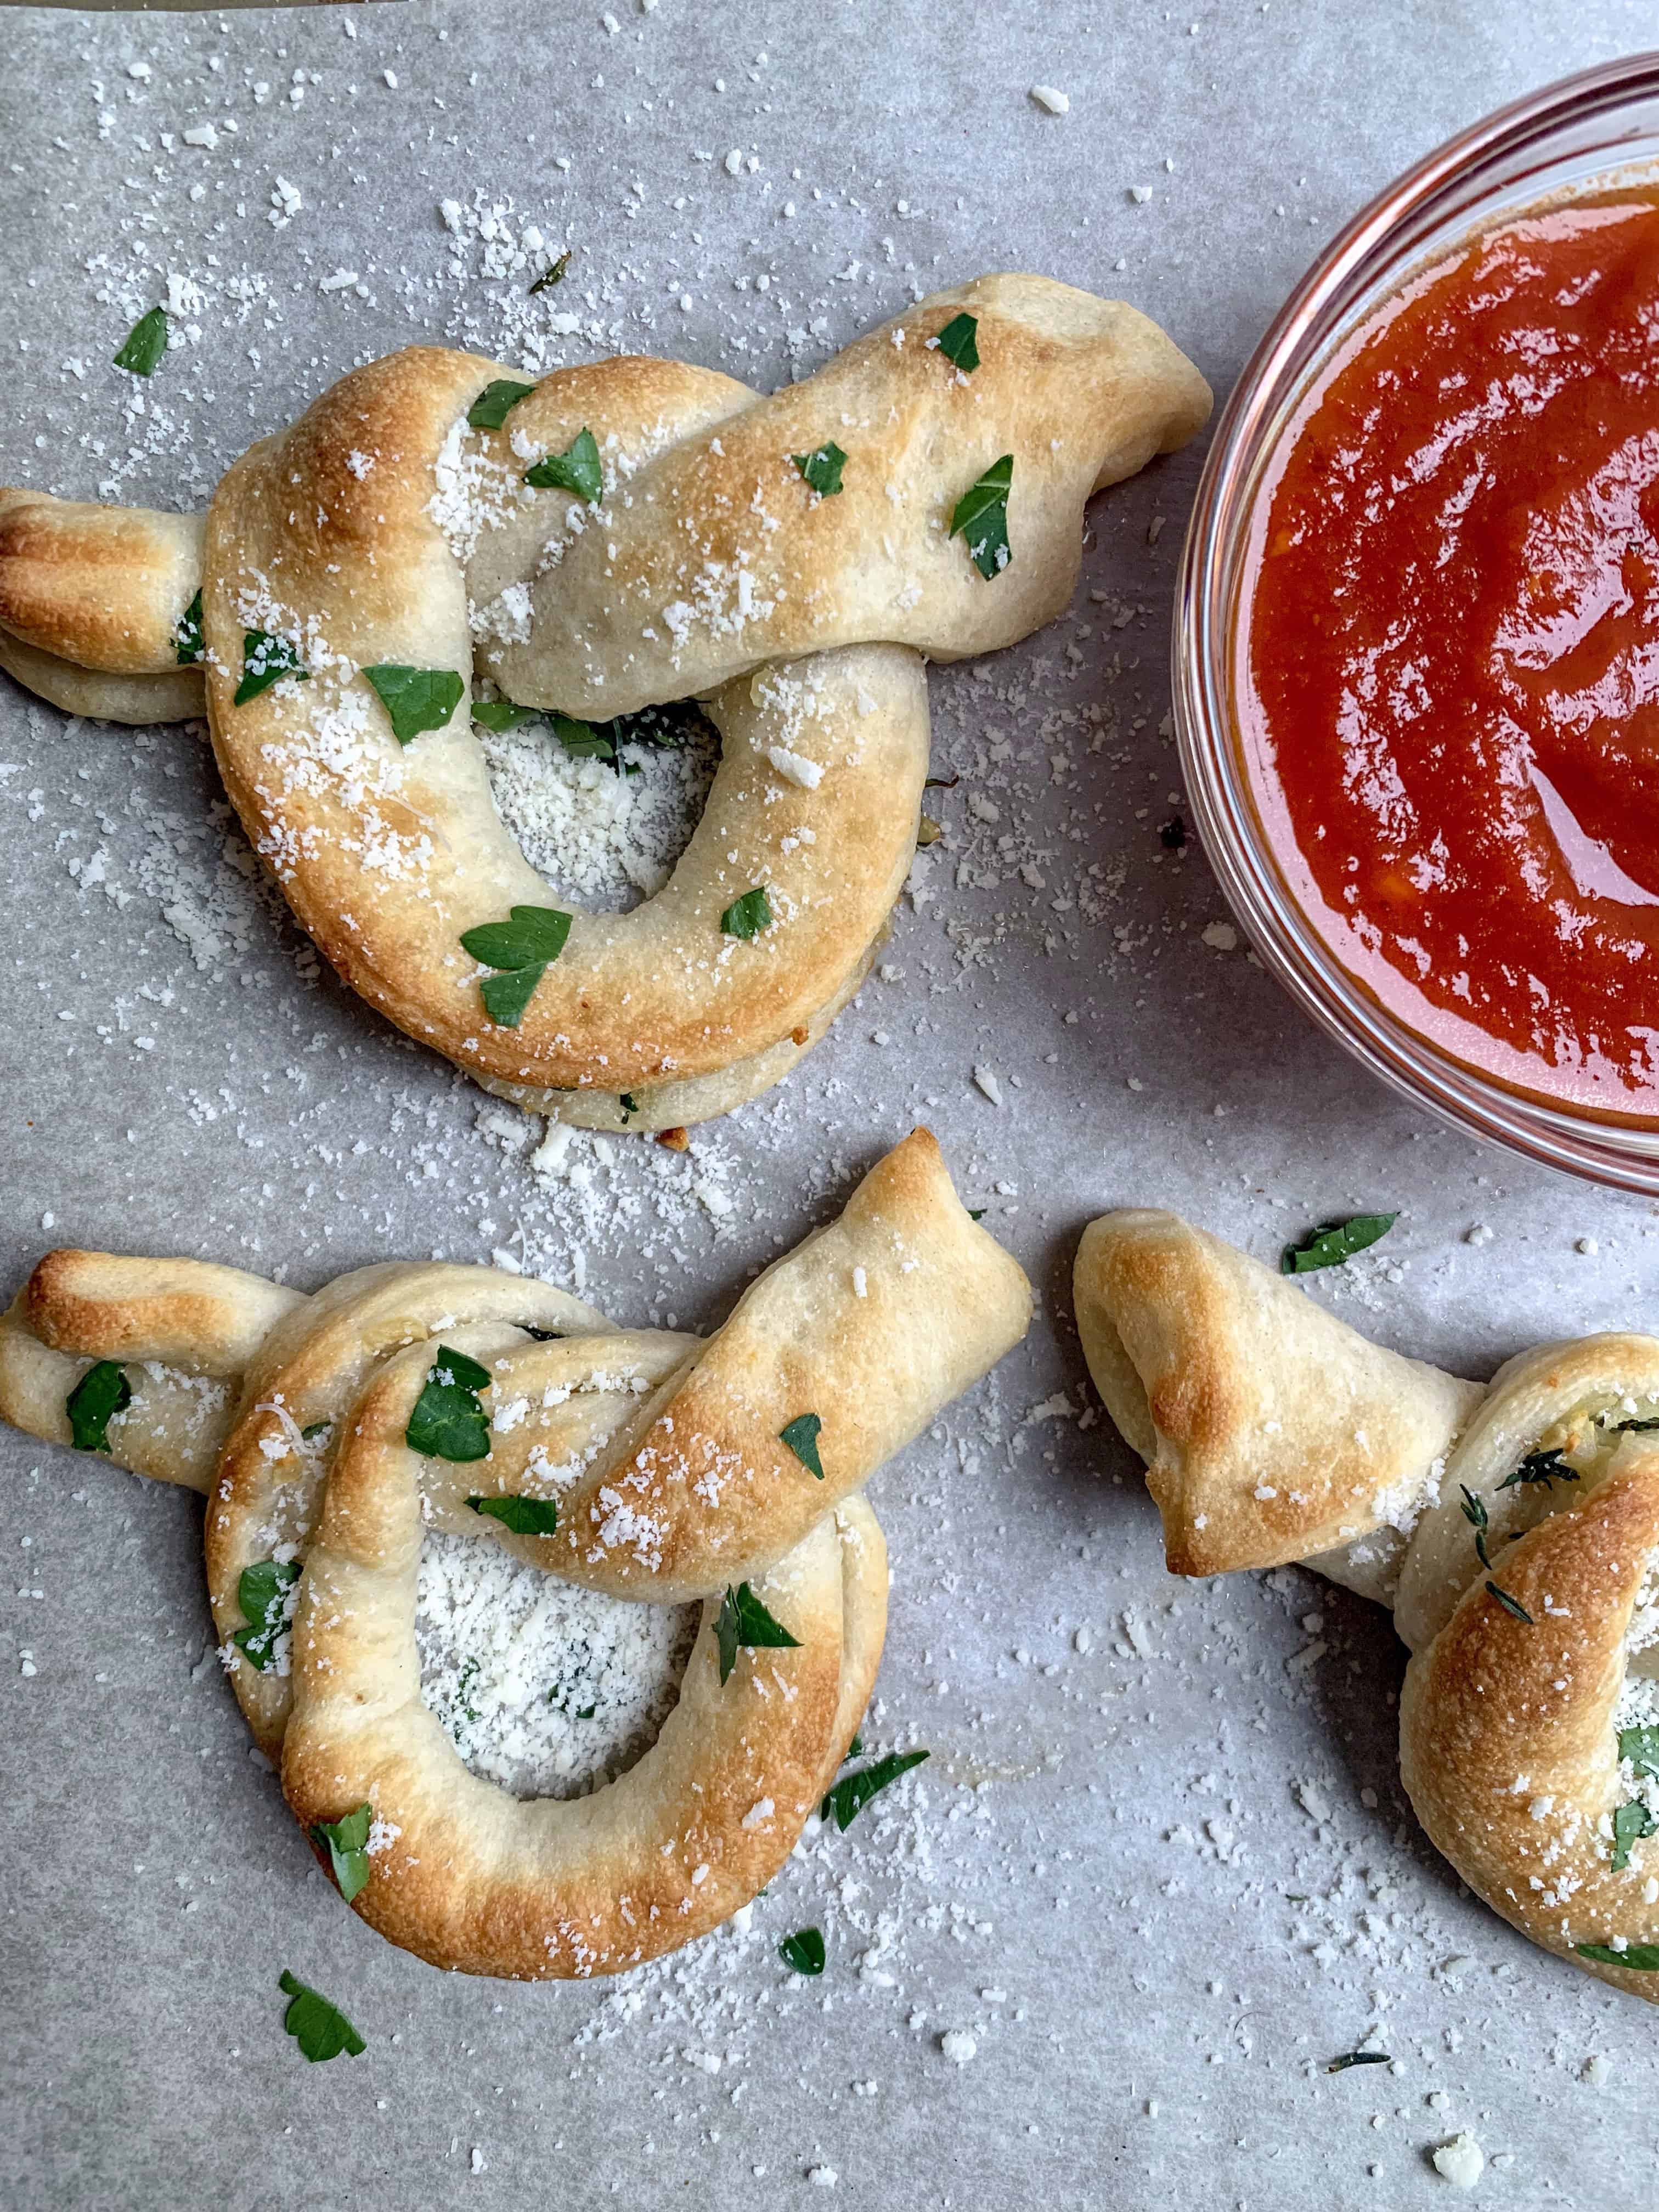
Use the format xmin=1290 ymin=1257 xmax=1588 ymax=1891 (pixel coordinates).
xmin=1075 ymin=1207 xmax=1659 ymax=2003
xmin=0 ymin=1131 xmax=1031 ymax=1977
xmin=0 ymin=276 xmax=1210 ymax=1131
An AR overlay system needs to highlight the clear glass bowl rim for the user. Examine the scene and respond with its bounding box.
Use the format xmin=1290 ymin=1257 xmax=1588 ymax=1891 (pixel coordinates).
xmin=1173 ymin=51 xmax=1659 ymax=1195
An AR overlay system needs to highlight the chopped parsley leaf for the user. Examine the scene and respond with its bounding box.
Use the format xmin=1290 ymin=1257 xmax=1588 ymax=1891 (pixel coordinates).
xmin=363 ymin=664 xmax=464 ymax=745
xmin=234 ymin=630 xmax=308 ymax=707
xmin=114 ymin=307 xmax=169 ymax=377
xmin=232 ymin=1558 xmax=300 ymax=1671
xmin=467 ymin=377 xmax=537 ymax=431
xmin=1618 ymin=1725 xmax=1659 ymax=1779
xmin=778 ymin=1412 xmax=825 ymax=1480
xmin=949 ymin=453 xmax=1013 ymax=579
xmin=820 ymin=1748 xmax=929 ymax=1832
xmin=530 ymin=249 xmax=572 ymax=295
xmin=933 ymin=311 xmax=980 ymax=373
xmin=1576 ymin=1941 xmax=1659 ymax=1970
xmin=715 ymin=1582 xmax=800 ymax=1685
xmin=792 ymin=441 xmax=847 ymax=496
xmin=472 ymin=698 xmax=535 ymax=732
xmin=405 ymin=1347 xmax=493 ymax=1463
xmin=467 ymin=1492 xmax=558 ymax=1536
xmin=779 ymin=1927 xmax=826 ymax=1976
xmin=310 ymin=1802 xmax=374 ymax=1903
xmin=1612 ymin=1799 xmax=1656 ymax=1872
xmin=720 ymin=885 xmax=773 ymax=939
xmin=173 ymin=590 xmax=205 ymax=667
xmin=65 ymin=1361 xmax=131 ymax=1452
xmin=1280 ymin=1213 xmax=1397 ymax=1274
xmin=1327 ymin=2051 xmax=1391 ymax=2073
xmin=279 ymin=1970 xmax=366 ymax=2063
xmin=523 ymin=426 xmax=602 ymax=504
xmin=459 ymin=904 xmax=573 ymax=1028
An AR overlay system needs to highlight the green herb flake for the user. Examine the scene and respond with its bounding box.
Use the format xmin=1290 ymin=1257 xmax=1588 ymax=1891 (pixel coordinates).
xmin=310 ymin=1802 xmax=374 ymax=1903
xmin=1611 ymin=1415 xmax=1659 ymax=1433
xmin=460 ymin=906 xmax=573 ymax=974
xmin=476 ymin=966 xmax=540 ymax=1027
xmin=1576 ymin=1941 xmax=1659 ymax=1971
xmin=1486 ymin=1580 xmax=1534 ymax=1624
xmin=114 ymin=306 xmax=169 ymax=377
xmin=779 ymin=1412 xmax=825 ymax=1480
xmin=472 ymin=698 xmax=535 ymax=732
xmin=1612 ymin=1799 xmax=1656 ymax=1872
xmin=949 ymin=453 xmax=1013 ymax=580
xmin=933 ymin=311 xmax=980 ymax=374
xmin=720 ymin=885 xmax=774 ymax=940
xmin=300 ymin=1420 xmax=331 ymax=1442
xmin=65 ymin=1360 xmax=132 ymax=1453
xmin=715 ymin=1582 xmax=801 ymax=1686
xmin=820 ymin=1747 xmax=930 ymax=1833
xmin=844 ymin=1734 xmax=864 ymax=1762
xmin=405 ymin=1346 xmax=493 ymax=1463
xmin=467 ymin=377 xmax=537 ymax=431
xmin=1280 ymin=1212 xmax=1398 ymax=1275
xmin=1459 ymin=1483 xmax=1493 ymax=1570
xmin=530 ymin=249 xmax=572 ymax=295
xmin=234 ymin=630 xmax=308 ymax=707
xmin=1619 ymin=1725 xmax=1659 ymax=1779
xmin=577 ymin=1703 xmax=596 ymax=1720
xmin=232 ymin=1558 xmax=301 ymax=1671
xmin=618 ymin=1092 xmax=639 ymax=1125
xmin=459 ymin=903 xmax=574 ymax=1029
xmin=279 ymin=1970 xmax=366 ymax=2063
xmin=968 ymin=1208 xmax=986 ymax=1221
xmin=467 ymin=1492 xmax=558 ymax=1537
xmin=523 ymin=426 xmax=603 ymax=504
xmin=1327 ymin=2050 xmax=1391 ymax=2074
xmin=550 ymin=710 xmax=615 ymax=763
xmin=792 ymin=441 xmax=847 ymax=497
xmin=1498 ymin=1446 xmax=1579 ymax=1491
xmin=779 ymin=1927 xmax=826 ymax=1976
xmin=363 ymin=664 xmax=465 ymax=745
xmin=174 ymin=589 xmax=205 ymax=667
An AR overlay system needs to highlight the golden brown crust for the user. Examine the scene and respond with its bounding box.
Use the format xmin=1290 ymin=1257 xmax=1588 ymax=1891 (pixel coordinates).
xmin=1395 ymin=1333 xmax=1659 ymax=1651
xmin=0 ymin=628 xmax=204 ymax=725
xmin=23 ymin=1248 xmax=301 ymax=1370
xmin=201 ymin=348 xmax=932 ymax=1104
xmin=3 ymin=283 xmax=1207 ymax=1126
xmin=498 ymin=275 xmax=1213 ymax=716
xmin=1401 ymin=1452 xmax=1659 ymax=2003
xmin=1073 ymin=1209 xmax=1479 ymax=1582
xmin=206 ymin=1130 xmax=1026 ymax=1750
xmin=0 ymin=1252 xmax=305 ymax=1493
xmin=282 ymin=1480 xmax=886 ymax=1980
xmin=0 ymin=490 xmax=202 ymax=674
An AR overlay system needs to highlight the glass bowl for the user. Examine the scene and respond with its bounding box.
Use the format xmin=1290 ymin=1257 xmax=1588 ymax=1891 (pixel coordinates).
xmin=1174 ymin=54 xmax=1659 ymax=1193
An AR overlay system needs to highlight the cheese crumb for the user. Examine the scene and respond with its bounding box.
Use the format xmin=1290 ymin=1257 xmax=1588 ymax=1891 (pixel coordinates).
xmin=1431 ymin=2134 xmax=1485 ymax=2189
xmin=1029 ymin=85 xmax=1071 ymax=115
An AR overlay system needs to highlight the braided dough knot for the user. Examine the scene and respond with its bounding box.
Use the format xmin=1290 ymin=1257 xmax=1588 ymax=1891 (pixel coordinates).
xmin=0 ymin=1131 xmax=1030 ymax=1976
xmin=1075 ymin=1207 xmax=1659 ymax=2001
xmin=0 ymin=277 xmax=1209 ymax=1130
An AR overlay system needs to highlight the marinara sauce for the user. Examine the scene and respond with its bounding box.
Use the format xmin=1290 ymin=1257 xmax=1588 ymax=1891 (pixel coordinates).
xmin=1240 ymin=192 xmax=1659 ymax=1115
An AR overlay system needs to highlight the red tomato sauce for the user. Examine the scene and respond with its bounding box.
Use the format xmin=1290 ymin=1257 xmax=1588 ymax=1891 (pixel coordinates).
xmin=1239 ymin=193 xmax=1659 ymax=1116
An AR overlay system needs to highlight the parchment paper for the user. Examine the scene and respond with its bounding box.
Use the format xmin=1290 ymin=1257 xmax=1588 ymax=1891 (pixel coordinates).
xmin=1 ymin=4 xmax=1652 ymax=2207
